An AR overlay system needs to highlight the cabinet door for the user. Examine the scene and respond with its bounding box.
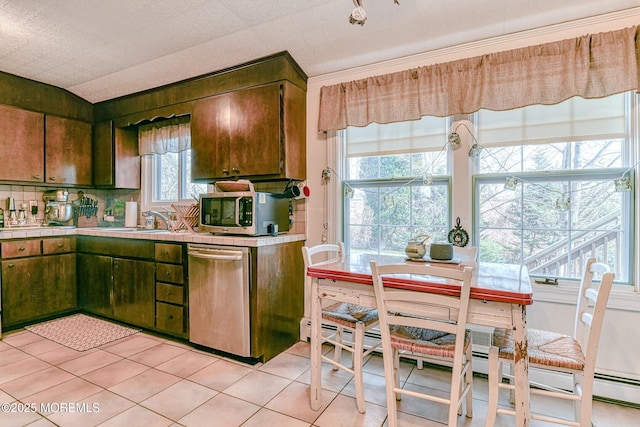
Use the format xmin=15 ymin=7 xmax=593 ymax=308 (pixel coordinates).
xmin=93 ymin=121 xmax=140 ymax=188
xmin=77 ymin=253 xmax=113 ymax=318
xmin=42 ymin=253 xmax=77 ymax=315
xmin=229 ymin=83 xmax=281 ymax=177
xmin=1 ymin=258 xmax=44 ymax=325
xmin=45 ymin=115 xmax=92 ymax=185
xmin=0 ymin=104 xmax=45 ymax=183
xmin=113 ymin=258 xmax=155 ymax=328
xmin=191 ymin=94 xmax=230 ymax=180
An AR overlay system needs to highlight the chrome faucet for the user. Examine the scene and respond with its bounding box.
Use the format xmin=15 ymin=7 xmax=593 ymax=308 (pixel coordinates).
xmin=143 ymin=210 xmax=171 ymax=230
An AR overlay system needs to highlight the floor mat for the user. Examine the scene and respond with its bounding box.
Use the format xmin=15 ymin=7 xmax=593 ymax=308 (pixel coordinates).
xmin=25 ymin=314 xmax=140 ymax=351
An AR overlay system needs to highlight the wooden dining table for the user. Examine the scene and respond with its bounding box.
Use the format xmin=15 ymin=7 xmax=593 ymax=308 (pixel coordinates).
xmin=306 ymin=252 xmax=534 ymax=425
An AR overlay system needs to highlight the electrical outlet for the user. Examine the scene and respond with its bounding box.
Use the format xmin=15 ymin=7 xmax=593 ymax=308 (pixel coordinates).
xmin=29 ymin=200 xmax=38 ymax=216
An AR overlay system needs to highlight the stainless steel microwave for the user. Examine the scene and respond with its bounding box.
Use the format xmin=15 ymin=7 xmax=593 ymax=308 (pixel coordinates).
xmin=199 ymin=191 xmax=290 ymax=236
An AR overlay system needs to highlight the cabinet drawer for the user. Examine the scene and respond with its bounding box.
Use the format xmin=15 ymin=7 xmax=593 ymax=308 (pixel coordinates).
xmin=156 ymin=302 xmax=185 ymax=336
xmin=43 ymin=237 xmax=75 ymax=254
xmin=156 ymin=263 xmax=184 ymax=284
xmin=156 ymin=282 xmax=184 ymax=305
xmin=155 ymin=243 xmax=183 ymax=264
xmin=77 ymin=236 xmax=154 ymax=259
xmin=1 ymin=239 xmax=41 ymax=259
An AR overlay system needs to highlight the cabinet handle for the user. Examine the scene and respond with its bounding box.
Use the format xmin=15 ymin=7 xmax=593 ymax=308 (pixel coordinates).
xmin=167 ymin=315 xmax=174 ymax=320
xmin=19 ymin=247 xmax=25 ymax=251
xmin=34 ymin=175 xmax=41 ymax=179
xmin=57 ymin=243 xmax=64 ymax=248
xmin=49 ymin=176 xmax=56 ymax=181
xmin=8 ymin=263 xmax=14 ymax=268
xmin=222 ymin=169 xmax=229 ymax=175
xmin=232 ymin=167 xmax=239 ymax=174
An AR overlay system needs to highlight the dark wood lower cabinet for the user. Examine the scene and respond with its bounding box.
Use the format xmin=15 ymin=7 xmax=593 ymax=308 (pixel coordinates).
xmin=1 ymin=257 xmax=43 ymax=325
xmin=42 ymin=253 xmax=77 ymax=315
xmin=251 ymin=241 xmax=304 ymax=361
xmin=154 ymin=243 xmax=187 ymax=337
xmin=77 ymin=237 xmax=156 ymax=329
xmin=1 ymin=235 xmax=305 ymax=360
xmin=77 ymin=253 xmax=114 ymax=318
xmin=113 ymin=258 xmax=155 ymax=328
xmin=1 ymin=238 xmax=76 ymax=328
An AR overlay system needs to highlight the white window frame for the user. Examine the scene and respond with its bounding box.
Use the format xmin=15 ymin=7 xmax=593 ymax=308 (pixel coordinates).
xmin=140 ymin=150 xmax=209 ymax=213
xmin=472 ymin=92 xmax=636 ymax=287
xmin=333 ymin=96 xmax=640 ymax=304
xmin=340 ymin=118 xmax=453 ymax=256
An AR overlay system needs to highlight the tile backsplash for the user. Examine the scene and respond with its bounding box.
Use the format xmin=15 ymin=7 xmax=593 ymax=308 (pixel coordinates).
xmin=0 ymin=185 xmax=138 ymax=227
xmin=0 ymin=183 xmax=306 ymax=235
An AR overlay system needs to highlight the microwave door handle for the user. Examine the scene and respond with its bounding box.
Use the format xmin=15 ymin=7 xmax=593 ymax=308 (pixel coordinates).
xmin=235 ymin=196 xmax=242 ymax=226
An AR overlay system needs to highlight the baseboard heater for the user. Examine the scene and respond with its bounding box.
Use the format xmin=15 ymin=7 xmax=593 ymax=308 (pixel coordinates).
xmin=302 ymin=320 xmax=640 ymax=406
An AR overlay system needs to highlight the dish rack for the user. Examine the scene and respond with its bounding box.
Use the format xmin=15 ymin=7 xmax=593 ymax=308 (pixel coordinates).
xmin=170 ymin=203 xmax=200 ymax=233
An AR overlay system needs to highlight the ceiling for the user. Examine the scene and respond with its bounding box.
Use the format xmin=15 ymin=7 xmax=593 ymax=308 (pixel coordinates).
xmin=1 ymin=0 xmax=639 ymax=103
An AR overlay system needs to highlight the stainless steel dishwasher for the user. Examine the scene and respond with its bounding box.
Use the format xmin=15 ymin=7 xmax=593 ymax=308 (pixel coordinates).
xmin=188 ymin=244 xmax=251 ymax=357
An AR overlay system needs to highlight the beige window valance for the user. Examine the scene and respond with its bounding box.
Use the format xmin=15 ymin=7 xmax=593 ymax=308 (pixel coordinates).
xmin=138 ymin=115 xmax=190 ymax=156
xmin=318 ymin=25 xmax=640 ymax=132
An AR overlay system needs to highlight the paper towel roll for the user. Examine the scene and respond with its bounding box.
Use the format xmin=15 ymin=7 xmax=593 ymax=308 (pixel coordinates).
xmin=125 ymin=201 xmax=137 ymax=227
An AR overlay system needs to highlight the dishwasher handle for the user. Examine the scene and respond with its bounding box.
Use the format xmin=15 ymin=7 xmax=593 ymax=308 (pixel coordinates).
xmin=188 ymin=249 xmax=244 ymax=261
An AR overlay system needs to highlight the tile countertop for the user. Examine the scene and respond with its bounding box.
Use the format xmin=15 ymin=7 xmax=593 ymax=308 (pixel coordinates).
xmin=0 ymin=226 xmax=307 ymax=247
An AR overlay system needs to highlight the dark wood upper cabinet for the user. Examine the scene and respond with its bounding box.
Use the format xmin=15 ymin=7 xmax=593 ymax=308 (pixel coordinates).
xmin=191 ymin=81 xmax=306 ymax=182
xmin=191 ymin=94 xmax=229 ymax=180
xmin=93 ymin=120 xmax=140 ymax=188
xmin=45 ymin=115 xmax=92 ymax=186
xmin=0 ymin=104 xmax=45 ymax=183
xmin=228 ymin=83 xmax=282 ymax=177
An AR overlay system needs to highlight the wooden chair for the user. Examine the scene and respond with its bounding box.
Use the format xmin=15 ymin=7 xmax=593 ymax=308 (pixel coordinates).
xmin=302 ymin=243 xmax=381 ymax=413
xmin=484 ymin=257 xmax=615 ymax=427
xmin=408 ymin=245 xmax=477 ymax=370
xmin=370 ymin=261 xmax=474 ymax=427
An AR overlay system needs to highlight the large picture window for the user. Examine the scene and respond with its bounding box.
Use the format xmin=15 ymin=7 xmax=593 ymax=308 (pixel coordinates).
xmin=338 ymin=93 xmax=636 ymax=284
xmin=474 ymin=93 xmax=634 ymax=282
xmin=343 ymin=116 xmax=450 ymax=256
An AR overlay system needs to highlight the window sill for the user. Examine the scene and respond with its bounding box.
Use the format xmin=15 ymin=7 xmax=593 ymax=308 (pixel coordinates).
xmin=532 ymin=281 xmax=640 ymax=312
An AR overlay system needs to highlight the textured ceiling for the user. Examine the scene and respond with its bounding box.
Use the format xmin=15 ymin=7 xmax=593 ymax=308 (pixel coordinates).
xmin=1 ymin=0 xmax=639 ymax=103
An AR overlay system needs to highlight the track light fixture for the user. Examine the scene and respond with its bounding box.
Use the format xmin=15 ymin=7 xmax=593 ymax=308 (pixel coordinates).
xmin=349 ymin=0 xmax=399 ymax=26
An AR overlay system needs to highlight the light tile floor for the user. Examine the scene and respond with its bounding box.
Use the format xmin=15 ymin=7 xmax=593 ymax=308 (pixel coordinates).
xmin=1 ymin=328 xmax=638 ymax=426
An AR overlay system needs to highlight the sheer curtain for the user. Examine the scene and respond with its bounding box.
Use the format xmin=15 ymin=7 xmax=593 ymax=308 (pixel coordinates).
xmin=318 ymin=26 xmax=640 ymax=132
xmin=138 ymin=116 xmax=190 ymax=155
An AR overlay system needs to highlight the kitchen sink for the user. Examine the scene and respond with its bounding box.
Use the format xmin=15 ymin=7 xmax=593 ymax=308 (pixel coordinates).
xmin=86 ymin=227 xmax=136 ymax=232
xmin=86 ymin=227 xmax=168 ymax=233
